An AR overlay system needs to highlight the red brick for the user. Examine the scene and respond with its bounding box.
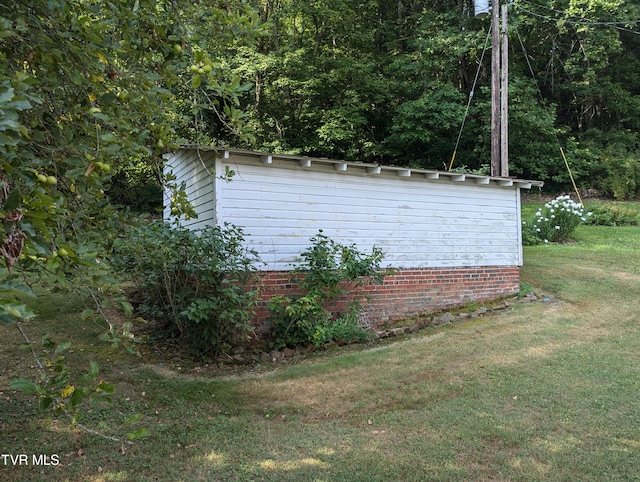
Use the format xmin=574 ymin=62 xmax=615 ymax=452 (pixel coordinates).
xmin=250 ymin=266 xmax=520 ymax=329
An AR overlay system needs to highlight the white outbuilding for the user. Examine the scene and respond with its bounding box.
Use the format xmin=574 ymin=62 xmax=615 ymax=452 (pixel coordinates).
xmin=164 ymin=146 xmax=542 ymax=325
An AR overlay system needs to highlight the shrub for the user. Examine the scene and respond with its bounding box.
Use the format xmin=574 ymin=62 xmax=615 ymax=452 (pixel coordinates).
xmin=522 ymin=195 xmax=590 ymax=245
xmin=268 ymin=231 xmax=387 ymax=350
xmin=112 ymin=221 xmax=261 ymax=357
xmin=583 ymin=202 xmax=640 ymax=226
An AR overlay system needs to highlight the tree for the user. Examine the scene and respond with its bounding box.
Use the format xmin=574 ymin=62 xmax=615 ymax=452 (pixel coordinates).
xmin=230 ymin=0 xmax=640 ymax=193
xmin=0 ymin=0 xmax=264 ymax=321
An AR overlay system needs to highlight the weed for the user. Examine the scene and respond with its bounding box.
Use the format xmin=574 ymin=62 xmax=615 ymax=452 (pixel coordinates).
xmin=583 ymin=201 xmax=640 ymax=226
xmin=268 ymin=231 xmax=387 ymax=349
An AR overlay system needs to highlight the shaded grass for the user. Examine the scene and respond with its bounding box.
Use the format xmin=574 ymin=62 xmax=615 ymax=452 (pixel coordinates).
xmin=2 ymin=219 xmax=640 ymax=480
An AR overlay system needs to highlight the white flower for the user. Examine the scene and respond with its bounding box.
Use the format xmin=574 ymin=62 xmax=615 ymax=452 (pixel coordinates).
xmin=544 ymin=239 xmax=549 ymax=243
xmin=555 ymin=225 xmax=560 ymax=229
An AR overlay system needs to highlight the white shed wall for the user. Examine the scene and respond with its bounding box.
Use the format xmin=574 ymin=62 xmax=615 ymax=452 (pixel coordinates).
xmin=208 ymin=153 xmax=525 ymax=271
xmin=163 ymin=149 xmax=218 ymax=230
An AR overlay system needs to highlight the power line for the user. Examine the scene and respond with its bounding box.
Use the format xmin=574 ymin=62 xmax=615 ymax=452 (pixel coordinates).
xmin=514 ymin=0 xmax=640 ymax=35
xmin=514 ymin=25 xmax=584 ymax=206
xmin=448 ymin=27 xmax=492 ymax=171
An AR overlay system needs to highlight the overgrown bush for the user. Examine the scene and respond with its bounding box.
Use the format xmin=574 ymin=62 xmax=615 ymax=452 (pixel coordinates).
xmin=268 ymin=231 xmax=387 ymax=350
xmin=580 ymin=129 xmax=640 ymax=200
xmin=522 ymin=195 xmax=590 ymax=245
xmin=583 ymin=202 xmax=640 ymax=226
xmin=112 ymin=221 xmax=261 ymax=357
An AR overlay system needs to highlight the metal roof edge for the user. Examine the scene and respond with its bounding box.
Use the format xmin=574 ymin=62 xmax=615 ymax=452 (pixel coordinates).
xmin=174 ymin=145 xmax=544 ymax=189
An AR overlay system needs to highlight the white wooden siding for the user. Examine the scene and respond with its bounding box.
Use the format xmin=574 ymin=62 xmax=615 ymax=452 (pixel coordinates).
xmin=163 ymin=149 xmax=218 ymax=230
xmin=217 ymin=155 xmax=523 ymax=270
xmin=165 ymin=149 xmax=528 ymax=270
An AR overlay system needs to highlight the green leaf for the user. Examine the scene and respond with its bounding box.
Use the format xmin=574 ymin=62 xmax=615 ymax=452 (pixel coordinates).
xmin=0 ymin=87 xmax=15 ymax=102
xmin=96 ymin=381 xmax=115 ymax=394
xmin=41 ymin=334 xmax=55 ymax=348
xmin=88 ymin=361 xmax=99 ymax=379
xmin=126 ymin=427 xmax=151 ymax=440
xmin=70 ymin=388 xmax=86 ymax=406
xmin=10 ymin=377 xmax=42 ymax=394
xmin=54 ymin=341 xmax=72 ymax=355
xmin=120 ymin=301 xmax=134 ymax=317
xmin=1 ymin=302 xmax=35 ymax=320
xmin=90 ymin=111 xmax=110 ymax=121
xmin=3 ymin=188 xmax=21 ymax=211
xmin=0 ymin=281 xmax=35 ymax=298
xmin=122 ymin=412 xmax=144 ymax=426
xmin=0 ymin=313 xmax=14 ymax=324
xmin=39 ymin=396 xmax=54 ymax=411
xmin=80 ymin=308 xmax=95 ymax=320
xmin=124 ymin=344 xmax=139 ymax=355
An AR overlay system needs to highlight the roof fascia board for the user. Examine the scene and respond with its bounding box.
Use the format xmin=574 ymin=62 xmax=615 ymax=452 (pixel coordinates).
xmin=175 ymin=146 xmax=543 ymax=188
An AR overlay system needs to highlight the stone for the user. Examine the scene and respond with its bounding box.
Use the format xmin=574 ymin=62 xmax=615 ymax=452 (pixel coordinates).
xmin=269 ymin=350 xmax=283 ymax=360
xmin=260 ymin=352 xmax=273 ymax=363
xmin=433 ymin=312 xmax=455 ymax=325
xmin=282 ymin=347 xmax=296 ymax=358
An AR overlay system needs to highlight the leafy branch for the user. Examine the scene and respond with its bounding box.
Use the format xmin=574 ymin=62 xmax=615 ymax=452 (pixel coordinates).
xmin=10 ymin=323 xmax=149 ymax=446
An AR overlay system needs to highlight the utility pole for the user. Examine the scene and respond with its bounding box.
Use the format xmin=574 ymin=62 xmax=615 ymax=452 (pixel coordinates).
xmin=490 ymin=0 xmax=509 ymax=177
xmin=500 ymin=3 xmax=509 ymax=177
xmin=490 ymin=0 xmax=500 ymax=177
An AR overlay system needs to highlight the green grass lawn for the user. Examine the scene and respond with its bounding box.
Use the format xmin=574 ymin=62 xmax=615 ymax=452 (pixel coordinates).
xmin=2 ymin=209 xmax=640 ymax=481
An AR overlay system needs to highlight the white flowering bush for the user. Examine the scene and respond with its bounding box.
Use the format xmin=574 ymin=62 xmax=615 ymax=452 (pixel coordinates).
xmin=523 ymin=195 xmax=591 ymax=245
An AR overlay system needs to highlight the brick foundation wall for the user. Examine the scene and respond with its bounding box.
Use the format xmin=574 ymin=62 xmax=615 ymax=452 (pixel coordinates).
xmin=253 ymin=266 xmax=520 ymax=333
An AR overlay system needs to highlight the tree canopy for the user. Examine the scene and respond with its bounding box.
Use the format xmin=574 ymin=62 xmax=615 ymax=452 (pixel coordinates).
xmin=2 ymin=0 xmax=640 ymax=322
xmin=0 ymin=0 xmax=263 ymax=321
xmin=225 ymin=0 xmax=640 ymax=193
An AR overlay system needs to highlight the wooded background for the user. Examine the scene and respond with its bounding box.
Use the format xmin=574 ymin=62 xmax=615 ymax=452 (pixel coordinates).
xmin=222 ymin=0 xmax=640 ymax=197
xmin=2 ymin=0 xmax=640 ymax=219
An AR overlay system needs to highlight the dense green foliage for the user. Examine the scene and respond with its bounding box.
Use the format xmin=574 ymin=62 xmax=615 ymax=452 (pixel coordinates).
xmin=269 ymin=231 xmax=386 ymax=349
xmin=3 ymin=0 xmax=640 ymax=322
xmin=216 ymin=0 xmax=640 ymax=195
xmin=0 ymin=0 xmax=263 ymax=322
xmin=583 ymin=201 xmax=640 ymax=226
xmin=113 ymin=222 xmax=261 ymax=356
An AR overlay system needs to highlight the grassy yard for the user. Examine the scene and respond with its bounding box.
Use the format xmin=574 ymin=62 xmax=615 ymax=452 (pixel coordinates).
xmin=2 ymin=210 xmax=640 ymax=481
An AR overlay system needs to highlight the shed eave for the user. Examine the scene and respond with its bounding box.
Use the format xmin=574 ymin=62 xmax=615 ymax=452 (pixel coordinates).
xmin=172 ymin=145 xmax=544 ymax=189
